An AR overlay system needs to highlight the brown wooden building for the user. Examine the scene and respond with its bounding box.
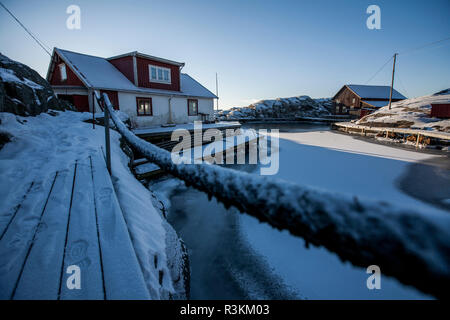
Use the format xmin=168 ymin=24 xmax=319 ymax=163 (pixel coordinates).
xmin=332 ymin=84 xmax=406 ymax=116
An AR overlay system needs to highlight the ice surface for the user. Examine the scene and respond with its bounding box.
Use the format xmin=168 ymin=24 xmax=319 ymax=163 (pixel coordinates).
xmin=239 ymin=129 xmax=448 ymax=298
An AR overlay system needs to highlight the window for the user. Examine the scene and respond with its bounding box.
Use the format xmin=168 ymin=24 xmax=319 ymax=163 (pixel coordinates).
xmin=59 ymin=63 xmax=67 ymax=81
xmin=188 ymin=99 xmax=198 ymax=116
xmin=149 ymin=65 xmax=171 ymax=84
xmin=136 ymin=97 xmax=152 ymax=116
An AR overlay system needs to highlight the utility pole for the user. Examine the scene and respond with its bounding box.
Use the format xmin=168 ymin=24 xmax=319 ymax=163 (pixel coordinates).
xmin=388 ymin=53 xmax=398 ymax=110
xmin=102 ymin=97 xmax=111 ymax=175
xmin=215 ymin=72 xmax=219 ymax=111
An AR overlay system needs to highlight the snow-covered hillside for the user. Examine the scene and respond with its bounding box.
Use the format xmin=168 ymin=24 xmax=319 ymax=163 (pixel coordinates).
xmin=218 ymin=96 xmax=332 ymax=120
xmin=357 ymin=90 xmax=450 ymax=132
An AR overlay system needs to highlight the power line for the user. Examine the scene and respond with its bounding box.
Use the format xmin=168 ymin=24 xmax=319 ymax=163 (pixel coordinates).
xmin=398 ymin=36 xmax=450 ymax=56
xmin=364 ymin=55 xmax=393 ymax=84
xmin=396 ymin=72 xmax=410 ymax=98
xmin=0 ymin=1 xmax=52 ymax=56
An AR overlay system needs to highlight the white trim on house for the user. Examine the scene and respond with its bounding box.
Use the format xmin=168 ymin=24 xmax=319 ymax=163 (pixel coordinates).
xmin=149 ymin=65 xmax=171 ymax=84
xmin=132 ymin=55 xmax=138 ymax=86
xmin=59 ymin=63 xmax=67 ymax=81
xmin=107 ymin=51 xmax=185 ymax=67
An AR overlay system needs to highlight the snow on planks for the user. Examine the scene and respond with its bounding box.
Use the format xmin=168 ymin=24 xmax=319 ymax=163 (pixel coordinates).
xmin=0 ymin=153 xmax=149 ymax=299
xmin=14 ymin=166 xmax=75 ymax=299
xmin=0 ymin=173 xmax=57 ymax=299
xmin=59 ymin=158 xmax=104 ymax=299
xmin=90 ymin=154 xmax=149 ymax=299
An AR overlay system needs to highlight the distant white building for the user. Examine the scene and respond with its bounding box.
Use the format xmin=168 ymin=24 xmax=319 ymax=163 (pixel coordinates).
xmin=46 ymin=48 xmax=217 ymax=127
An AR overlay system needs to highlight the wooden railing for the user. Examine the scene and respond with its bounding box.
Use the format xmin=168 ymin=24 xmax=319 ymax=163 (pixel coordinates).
xmin=95 ymin=92 xmax=450 ymax=299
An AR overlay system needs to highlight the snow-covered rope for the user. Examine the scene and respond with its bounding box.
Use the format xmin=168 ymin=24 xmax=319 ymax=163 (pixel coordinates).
xmin=98 ymin=92 xmax=450 ymax=298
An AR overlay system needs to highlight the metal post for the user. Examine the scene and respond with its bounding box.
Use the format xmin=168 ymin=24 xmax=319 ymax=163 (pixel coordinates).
xmin=388 ymin=53 xmax=398 ymax=110
xmin=103 ymin=98 xmax=111 ymax=174
xmin=215 ymin=72 xmax=219 ymax=111
xmin=92 ymin=92 xmax=95 ymax=129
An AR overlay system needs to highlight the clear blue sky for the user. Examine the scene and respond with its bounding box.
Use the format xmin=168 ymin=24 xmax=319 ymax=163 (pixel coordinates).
xmin=1 ymin=0 xmax=449 ymax=108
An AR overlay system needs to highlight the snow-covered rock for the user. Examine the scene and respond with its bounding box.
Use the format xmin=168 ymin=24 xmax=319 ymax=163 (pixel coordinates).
xmin=357 ymin=89 xmax=450 ymax=132
xmin=217 ymin=96 xmax=331 ymax=120
xmin=0 ymin=53 xmax=73 ymax=116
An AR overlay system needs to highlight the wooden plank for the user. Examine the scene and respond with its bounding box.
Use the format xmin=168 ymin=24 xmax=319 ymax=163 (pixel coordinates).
xmin=59 ymin=157 xmax=104 ymax=300
xmin=0 ymin=181 xmax=34 ymax=241
xmin=13 ymin=166 xmax=75 ymax=299
xmin=334 ymin=123 xmax=450 ymax=141
xmin=90 ymin=153 xmax=150 ymax=299
xmin=0 ymin=173 xmax=57 ymax=299
xmin=131 ymin=158 xmax=150 ymax=167
xmin=135 ymin=169 xmax=164 ymax=180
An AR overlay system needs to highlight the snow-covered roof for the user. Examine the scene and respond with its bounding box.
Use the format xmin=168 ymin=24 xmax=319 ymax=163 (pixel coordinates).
xmin=52 ymin=48 xmax=217 ymax=99
xmin=361 ymin=100 xmax=388 ymax=108
xmin=56 ymin=48 xmax=136 ymax=90
xmin=180 ymin=74 xmax=217 ymax=99
xmin=347 ymin=84 xmax=406 ymax=100
xmin=107 ymin=51 xmax=185 ymax=67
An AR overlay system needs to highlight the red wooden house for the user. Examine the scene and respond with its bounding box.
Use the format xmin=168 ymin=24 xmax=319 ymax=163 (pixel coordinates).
xmin=46 ymin=48 xmax=217 ymax=127
xmin=430 ymin=103 xmax=450 ymax=118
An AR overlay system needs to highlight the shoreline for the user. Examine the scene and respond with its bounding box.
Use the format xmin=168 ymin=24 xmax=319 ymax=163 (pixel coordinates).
xmin=332 ymin=122 xmax=450 ymax=154
xmin=333 ymin=128 xmax=450 ymax=159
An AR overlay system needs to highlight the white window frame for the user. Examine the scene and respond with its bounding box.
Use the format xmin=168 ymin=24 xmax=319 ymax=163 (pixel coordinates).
xmin=148 ymin=65 xmax=171 ymax=84
xmin=59 ymin=63 xmax=67 ymax=81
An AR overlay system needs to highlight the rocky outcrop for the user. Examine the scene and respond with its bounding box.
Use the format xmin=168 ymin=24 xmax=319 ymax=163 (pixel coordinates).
xmin=0 ymin=53 xmax=73 ymax=116
xmin=218 ymin=96 xmax=332 ymax=120
xmin=434 ymin=88 xmax=450 ymax=96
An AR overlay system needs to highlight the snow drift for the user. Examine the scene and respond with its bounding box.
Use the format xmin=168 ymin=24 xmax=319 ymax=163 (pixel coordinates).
xmin=357 ymin=90 xmax=450 ymax=132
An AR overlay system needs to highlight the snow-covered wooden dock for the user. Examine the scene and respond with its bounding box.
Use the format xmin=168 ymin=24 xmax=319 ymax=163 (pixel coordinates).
xmin=133 ymin=122 xmax=241 ymax=140
xmin=333 ymin=122 xmax=450 ymax=146
xmin=0 ymin=153 xmax=149 ymax=300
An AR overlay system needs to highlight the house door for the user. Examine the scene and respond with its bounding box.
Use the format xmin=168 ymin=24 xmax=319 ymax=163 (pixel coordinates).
xmin=58 ymin=94 xmax=89 ymax=112
xmin=72 ymin=95 xmax=90 ymax=112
